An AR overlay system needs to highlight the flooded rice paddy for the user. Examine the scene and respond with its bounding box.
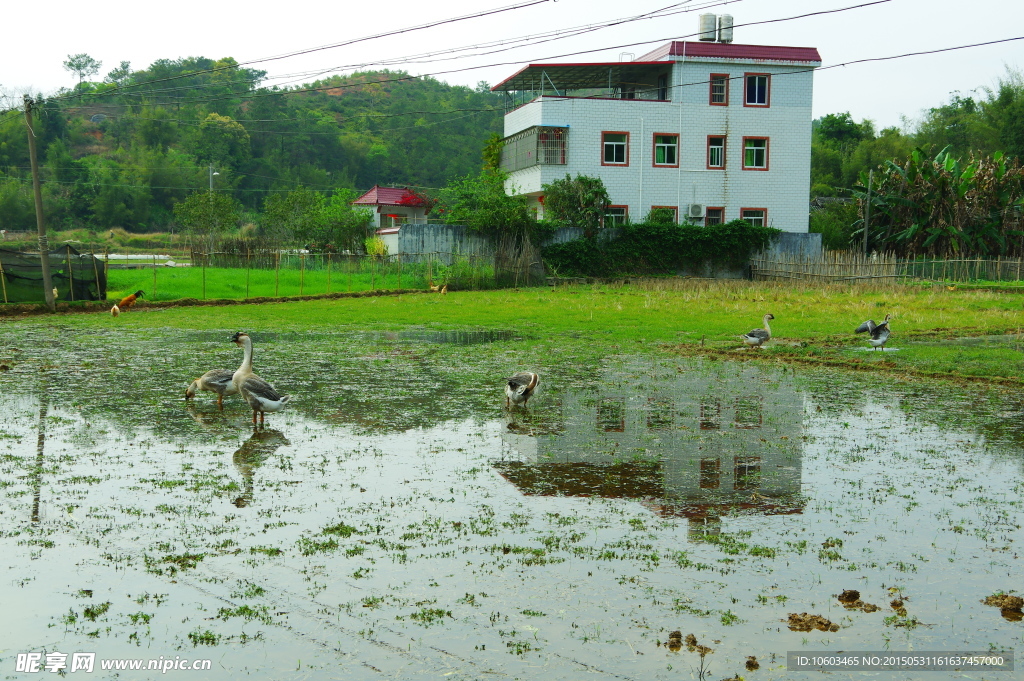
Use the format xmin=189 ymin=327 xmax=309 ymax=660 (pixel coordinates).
xmin=0 ymin=327 xmax=1022 ymax=679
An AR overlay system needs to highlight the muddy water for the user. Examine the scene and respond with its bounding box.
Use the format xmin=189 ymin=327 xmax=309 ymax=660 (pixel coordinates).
xmin=0 ymin=328 xmax=1021 ymax=680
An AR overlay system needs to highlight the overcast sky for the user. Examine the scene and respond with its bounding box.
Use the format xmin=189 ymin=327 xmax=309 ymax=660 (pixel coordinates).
xmin=2 ymin=0 xmax=1021 ymax=130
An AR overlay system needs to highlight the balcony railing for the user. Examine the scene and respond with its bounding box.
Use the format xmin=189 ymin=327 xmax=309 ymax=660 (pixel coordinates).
xmin=500 ymin=125 xmax=568 ymax=173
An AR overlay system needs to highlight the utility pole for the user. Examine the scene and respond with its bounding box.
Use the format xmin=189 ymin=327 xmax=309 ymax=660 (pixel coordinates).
xmin=24 ymin=96 xmax=56 ymax=312
xmin=863 ymin=169 xmax=873 ymax=256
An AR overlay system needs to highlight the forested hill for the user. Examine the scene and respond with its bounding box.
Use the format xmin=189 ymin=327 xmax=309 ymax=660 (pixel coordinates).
xmin=0 ymin=57 xmax=504 ymax=232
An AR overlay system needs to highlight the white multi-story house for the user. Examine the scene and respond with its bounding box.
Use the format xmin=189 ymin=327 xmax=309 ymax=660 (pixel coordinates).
xmin=491 ymin=21 xmax=821 ymax=231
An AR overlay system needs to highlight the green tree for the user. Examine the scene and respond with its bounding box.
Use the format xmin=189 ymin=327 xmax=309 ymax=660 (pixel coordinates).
xmin=322 ymin=190 xmax=372 ymax=252
xmin=173 ymin=191 xmax=241 ymax=242
xmin=105 ymin=60 xmax=132 ymax=86
xmin=435 ymin=172 xmax=532 ymax=238
xmin=63 ymin=53 xmax=102 ymax=86
xmin=541 ymin=174 xmax=611 ymax=237
xmin=809 ymin=201 xmax=860 ymax=250
xmin=261 ymin=187 xmax=324 ymax=243
xmin=816 ymin=112 xmax=872 ymax=150
xmin=194 ymin=113 xmax=251 ymax=168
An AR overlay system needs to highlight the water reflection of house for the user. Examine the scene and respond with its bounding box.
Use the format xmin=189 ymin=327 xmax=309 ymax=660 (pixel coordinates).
xmin=495 ymin=363 xmax=804 ymax=521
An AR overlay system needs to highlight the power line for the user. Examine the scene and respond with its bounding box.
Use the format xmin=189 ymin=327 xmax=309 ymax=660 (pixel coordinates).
xmin=50 ymin=0 xmax=554 ymax=105
xmin=44 ymin=0 xmax=735 ymax=108
xmin=101 ymin=0 xmax=894 ymax=108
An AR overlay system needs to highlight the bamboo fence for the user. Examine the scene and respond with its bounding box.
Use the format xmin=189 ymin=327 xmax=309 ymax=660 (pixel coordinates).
xmin=750 ymin=250 xmax=1024 ymax=285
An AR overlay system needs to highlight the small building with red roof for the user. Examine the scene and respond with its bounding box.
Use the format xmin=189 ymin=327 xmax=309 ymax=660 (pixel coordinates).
xmin=352 ymin=185 xmax=430 ymax=232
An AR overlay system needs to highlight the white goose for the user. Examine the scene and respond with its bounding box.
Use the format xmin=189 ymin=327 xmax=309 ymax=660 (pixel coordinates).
xmin=230 ymin=332 xmax=290 ymax=426
xmin=185 ymin=369 xmax=239 ymax=409
xmin=505 ymin=372 xmax=540 ymax=408
xmin=742 ymin=314 xmax=774 ymax=349
xmin=855 ymin=313 xmax=892 ymax=351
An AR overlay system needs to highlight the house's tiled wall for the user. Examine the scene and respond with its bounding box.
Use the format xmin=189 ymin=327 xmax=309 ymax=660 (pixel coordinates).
xmin=503 ymin=60 xmax=814 ymax=232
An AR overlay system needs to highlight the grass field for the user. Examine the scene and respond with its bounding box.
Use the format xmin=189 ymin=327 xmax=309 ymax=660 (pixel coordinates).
xmin=8 ymin=279 xmax=1024 ymax=384
xmin=105 ymin=258 xmax=499 ymax=302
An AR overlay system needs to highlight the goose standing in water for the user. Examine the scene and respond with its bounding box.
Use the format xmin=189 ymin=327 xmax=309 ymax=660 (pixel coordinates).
xmin=505 ymin=372 xmax=539 ymax=409
xmin=855 ymin=313 xmax=891 ymax=351
xmin=230 ymin=332 xmax=290 ymax=426
xmin=185 ymin=369 xmax=239 ymax=409
xmin=742 ymin=314 xmax=775 ymax=349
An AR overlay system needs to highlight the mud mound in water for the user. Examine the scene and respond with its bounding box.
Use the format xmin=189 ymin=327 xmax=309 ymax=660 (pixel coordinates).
xmin=787 ymin=612 xmax=840 ymax=632
xmin=837 ymin=589 xmax=879 ymax=612
xmin=982 ymin=594 xmax=1024 ymax=621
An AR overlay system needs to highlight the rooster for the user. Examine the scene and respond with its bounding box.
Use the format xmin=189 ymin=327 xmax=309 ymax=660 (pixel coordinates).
xmin=118 ymin=290 xmax=144 ymax=311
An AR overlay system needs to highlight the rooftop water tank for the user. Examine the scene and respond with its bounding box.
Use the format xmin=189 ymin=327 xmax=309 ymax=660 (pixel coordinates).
xmin=718 ymin=14 xmax=734 ymax=43
xmin=698 ymin=14 xmax=717 ymax=41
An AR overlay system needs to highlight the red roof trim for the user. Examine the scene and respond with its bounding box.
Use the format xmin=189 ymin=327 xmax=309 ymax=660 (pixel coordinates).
xmin=653 ymin=41 xmax=822 ymax=63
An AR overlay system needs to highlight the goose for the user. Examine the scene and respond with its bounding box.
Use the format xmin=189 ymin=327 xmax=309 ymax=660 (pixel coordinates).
xmin=742 ymin=314 xmax=774 ymax=349
xmin=505 ymin=372 xmax=539 ymax=408
xmin=185 ymin=369 xmax=239 ymax=409
xmin=230 ymin=332 xmax=290 ymax=426
xmin=855 ymin=313 xmax=891 ymax=351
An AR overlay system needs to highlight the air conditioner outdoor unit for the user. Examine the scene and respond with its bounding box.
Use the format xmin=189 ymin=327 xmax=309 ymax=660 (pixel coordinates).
xmin=687 ymin=203 xmax=705 ymax=218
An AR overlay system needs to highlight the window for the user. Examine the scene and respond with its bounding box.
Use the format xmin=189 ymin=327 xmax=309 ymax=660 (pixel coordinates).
xmin=733 ymin=456 xmax=762 ymax=490
xmin=657 ymin=73 xmax=669 ymax=100
xmin=709 ymin=73 xmax=729 ymax=105
xmin=653 ymin=134 xmax=679 ymax=167
xmin=602 ymin=131 xmax=629 ymax=166
xmin=704 ymin=207 xmax=724 ymax=226
xmin=741 ymin=208 xmax=767 ymax=227
xmin=743 ymin=137 xmax=769 ymax=170
xmin=744 ymin=73 xmax=770 ymax=107
xmin=707 ymin=136 xmax=725 ymax=169
xmin=699 ymin=458 xmax=721 ymax=489
xmin=649 ymin=206 xmax=677 ymax=223
xmin=734 ymin=396 xmax=763 ymax=429
xmin=699 ymin=397 xmax=721 ymax=430
xmin=647 ymin=398 xmax=673 ymax=430
xmin=597 ymin=398 xmax=625 ymax=432
xmin=605 ymin=206 xmax=628 ymax=227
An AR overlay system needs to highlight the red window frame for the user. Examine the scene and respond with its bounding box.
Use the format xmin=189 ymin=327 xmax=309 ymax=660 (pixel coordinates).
xmin=706 ymin=135 xmax=726 ymax=170
xmin=650 ymin=205 xmax=678 ymax=222
xmin=742 ymin=136 xmax=769 ymax=171
xmin=604 ymin=205 xmax=629 ymax=227
xmin=740 ymin=208 xmax=768 ymax=227
xmin=652 ymin=133 xmax=679 ymax=168
xmin=704 ymin=207 xmax=724 ymax=226
xmin=743 ymin=73 xmax=771 ymax=107
xmin=601 ymin=131 xmax=630 ymax=166
xmin=709 ymin=73 xmax=729 ymax=106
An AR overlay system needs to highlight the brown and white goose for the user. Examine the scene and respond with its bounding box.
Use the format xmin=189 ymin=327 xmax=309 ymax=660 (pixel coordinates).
xmin=742 ymin=314 xmax=774 ymax=349
xmin=855 ymin=313 xmax=892 ymax=351
xmin=505 ymin=372 xmax=539 ymax=408
xmin=185 ymin=369 xmax=238 ymax=409
xmin=230 ymin=332 xmax=290 ymax=426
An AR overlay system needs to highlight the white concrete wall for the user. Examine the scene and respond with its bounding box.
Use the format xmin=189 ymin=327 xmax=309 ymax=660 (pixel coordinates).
xmin=503 ymin=60 xmax=814 ymax=232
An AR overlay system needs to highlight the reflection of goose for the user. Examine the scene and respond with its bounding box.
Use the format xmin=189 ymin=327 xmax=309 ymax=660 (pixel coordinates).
xmin=230 ymin=332 xmax=291 ymax=426
xmin=742 ymin=314 xmax=774 ymax=349
xmin=855 ymin=313 xmax=891 ymax=351
xmin=232 ymin=429 xmax=290 ymax=507
xmin=505 ymin=372 xmax=539 ymax=408
xmin=185 ymin=369 xmax=238 ymax=409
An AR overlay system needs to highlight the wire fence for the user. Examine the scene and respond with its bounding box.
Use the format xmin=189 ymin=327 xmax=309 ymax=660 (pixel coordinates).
xmin=750 ymin=251 xmax=1024 ymax=285
xmin=93 ymin=249 xmax=543 ymax=303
